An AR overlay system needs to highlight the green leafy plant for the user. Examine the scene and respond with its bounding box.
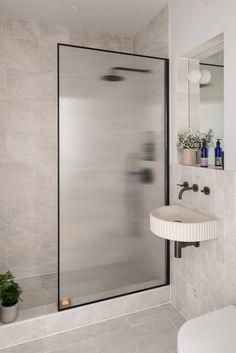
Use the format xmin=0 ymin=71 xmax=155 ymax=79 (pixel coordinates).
xmin=0 ymin=271 xmax=22 ymax=307
xmin=177 ymin=128 xmax=214 ymax=150
xmin=203 ymin=128 xmax=215 ymax=148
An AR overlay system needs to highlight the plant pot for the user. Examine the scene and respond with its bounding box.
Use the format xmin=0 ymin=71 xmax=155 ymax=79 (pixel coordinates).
xmin=182 ymin=149 xmax=196 ymax=166
xmin=0 ymin=302 xmax=18 ymax=323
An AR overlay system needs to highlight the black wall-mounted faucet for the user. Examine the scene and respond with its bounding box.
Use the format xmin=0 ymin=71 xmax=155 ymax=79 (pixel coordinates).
xmin=177 ymin=181 xmax=199 ymax=200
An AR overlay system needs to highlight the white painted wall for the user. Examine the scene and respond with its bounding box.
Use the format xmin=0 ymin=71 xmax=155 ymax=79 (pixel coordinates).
xmin=169 ymin=0 xmax=236 ymax=170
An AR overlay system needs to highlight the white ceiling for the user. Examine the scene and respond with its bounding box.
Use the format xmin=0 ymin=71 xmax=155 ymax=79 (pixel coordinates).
xmin=0 ymin=0 xmax=168 ymax=36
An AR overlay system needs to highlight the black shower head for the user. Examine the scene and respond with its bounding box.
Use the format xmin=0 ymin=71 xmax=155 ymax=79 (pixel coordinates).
xmin=101 ymin=69 xmax=125 ymax=82
xmin=101 ymin=67 xmax=151 ymax=82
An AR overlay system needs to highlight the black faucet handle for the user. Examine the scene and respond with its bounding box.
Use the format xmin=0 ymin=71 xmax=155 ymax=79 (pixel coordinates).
xmin=201 ymin=186 xmax=210 ymax=195
xmin=177 ymin=181 xmax=189 ymax=188
xmin=192 ymin=184 xmax=199 ymax=192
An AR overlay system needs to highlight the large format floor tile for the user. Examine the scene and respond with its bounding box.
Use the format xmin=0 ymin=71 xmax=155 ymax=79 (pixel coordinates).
xmin=0 ymin=303 xmax=185 ymax=353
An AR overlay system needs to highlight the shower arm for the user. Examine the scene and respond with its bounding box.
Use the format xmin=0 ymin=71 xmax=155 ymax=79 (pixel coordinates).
xmin=112 ymin=67 xmax=151 ymax=73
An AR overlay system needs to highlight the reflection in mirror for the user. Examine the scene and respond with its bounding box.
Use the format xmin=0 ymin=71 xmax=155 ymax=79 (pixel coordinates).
xmin=188 ymin=43 xmax=224 ymax=166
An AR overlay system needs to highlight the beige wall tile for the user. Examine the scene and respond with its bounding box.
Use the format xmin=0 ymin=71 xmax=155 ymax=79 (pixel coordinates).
xmin=121 ymin=37 xmax=133 ymax=53
xmin=38 ymin=22 xmax=69 ymax=43
xmin=0 ymin=255 xmax=7 ymax=273
xmin=177 ymin=58 xmax=189 ymax=93
xmin=0 ymin=131 xmax=7 ymax=162
xmin=7 ymin=69 xmax=40 ymax=100
xmin=7 ymin=70 xmax=56 ymax=100
xmin=0 ymin=162 xmax=38 ymax=193
xmin=69 ymin=27 xmax=86 ymax=46
xmin=39 ymin=42 xmax=57 ymax=72
xmin=83 ymin=30 xmax=107 ymax=49
xmin=106 ymin=35 xmax=121 ymax=51
xmin=7 ymin=18 xmax=39 ymax=40
xmin=0 ymin=66 xmax=7 ymax=99
xmin=37 ymin=71 xmax=57 ymax=100
xmin=7 ymin=251 xmax=55 ymax=278
xmin=0 ymin=100 xmax=40 ymax=132
xmin=39 ymin=101 xmax=57 ymax=133
xmin=6 ymin=131 xmax=40 ymax=163
xmin=0 ymin=37 xmax=39 ymax=71
xmin=0 ymin=16 xmax=6 ymax=35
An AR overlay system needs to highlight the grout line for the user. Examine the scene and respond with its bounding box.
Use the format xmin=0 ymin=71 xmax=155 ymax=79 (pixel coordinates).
xmin=0 ymin=299 xmax=172 ymax=350
xmin=43 ymin=300 xmax=172 ymax=338
xmin=170 ymin=300 xmax=188 ymax=321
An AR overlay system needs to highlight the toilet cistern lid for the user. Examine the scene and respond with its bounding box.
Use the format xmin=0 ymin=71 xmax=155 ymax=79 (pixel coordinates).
xmin=177 ymin=306 xmax=236 ymax=353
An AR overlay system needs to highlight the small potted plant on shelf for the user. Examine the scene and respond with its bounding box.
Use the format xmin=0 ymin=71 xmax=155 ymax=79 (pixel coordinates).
xmin=0 ymin=271 xmax=22 ymax=323
xmin=177 ymin=128 xmax=201 ymax=165
xmin=177 ymin=128 xmax=214 ymax=166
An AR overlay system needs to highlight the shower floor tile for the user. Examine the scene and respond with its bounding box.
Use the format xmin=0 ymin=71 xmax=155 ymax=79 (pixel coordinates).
xmin=0 ymin=303 xmax=185 ymax=353
xmin=60 ymin=261 xmax=165 ymax=307
xmin=5 ymin=261 xmax=165 ymax=325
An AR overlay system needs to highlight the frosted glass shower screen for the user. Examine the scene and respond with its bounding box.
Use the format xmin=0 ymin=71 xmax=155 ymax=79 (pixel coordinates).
xmin=58 ymin=44 xmax=169 ymax=309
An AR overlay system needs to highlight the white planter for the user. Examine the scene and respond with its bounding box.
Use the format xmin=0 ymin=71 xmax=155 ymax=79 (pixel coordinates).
xmin=182 ymin=149 xmax=196 ymax=166
xmin=0 ymin=302 xmax=19 ymax=323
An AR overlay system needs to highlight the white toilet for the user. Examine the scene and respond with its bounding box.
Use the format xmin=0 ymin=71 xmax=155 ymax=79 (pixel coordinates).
xmin=177 ymin=306 xmax=236 ymax=353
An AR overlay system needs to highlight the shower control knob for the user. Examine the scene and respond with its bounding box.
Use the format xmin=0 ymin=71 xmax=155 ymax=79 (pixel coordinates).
xmin=140 ymin=168 xmax=154 ymax=183
xmin=201 ymin=186 xmax=210 ymax=195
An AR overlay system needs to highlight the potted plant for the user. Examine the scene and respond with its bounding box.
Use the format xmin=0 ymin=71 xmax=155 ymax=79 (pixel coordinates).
xmin=177 ymin=128 xmax=214 ymax=166
xmin=177 ymin=129 xmax=201 ymax=165
xmin=0 ymin=271 xmax=22 ymax=323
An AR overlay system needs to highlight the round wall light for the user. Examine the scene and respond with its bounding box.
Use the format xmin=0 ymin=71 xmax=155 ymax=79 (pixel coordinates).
xmin=200 ymin=70 xmax=212 ymax=84
xmin=188 ymin=69 xmax=202 ymax=83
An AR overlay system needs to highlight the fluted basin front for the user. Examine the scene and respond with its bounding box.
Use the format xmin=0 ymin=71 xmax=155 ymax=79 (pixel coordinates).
xmin=150 ymin=205 xmax=221 ymax=242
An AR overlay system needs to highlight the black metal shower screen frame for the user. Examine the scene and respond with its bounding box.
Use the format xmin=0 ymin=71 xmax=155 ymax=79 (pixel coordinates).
xmin=57 ymin=43 xmax=170 ymax=311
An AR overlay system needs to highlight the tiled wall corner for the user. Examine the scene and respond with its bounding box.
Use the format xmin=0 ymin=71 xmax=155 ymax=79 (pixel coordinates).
xmin=170 ymin=164 xmax=236 ymax=320
xmin=133 ymin=5 xmax=169 ymax=58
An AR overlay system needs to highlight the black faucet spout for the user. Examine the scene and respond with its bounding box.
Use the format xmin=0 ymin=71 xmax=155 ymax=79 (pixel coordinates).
xmin=177 ymin=183 xmax=199 ymax=200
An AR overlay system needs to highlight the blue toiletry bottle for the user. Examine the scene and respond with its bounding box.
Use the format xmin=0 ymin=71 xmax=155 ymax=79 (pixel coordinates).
xmin=215 ymin=139 xmax=222 ymax=168
xmin=201 ymin=139 xmax=208 ymax=168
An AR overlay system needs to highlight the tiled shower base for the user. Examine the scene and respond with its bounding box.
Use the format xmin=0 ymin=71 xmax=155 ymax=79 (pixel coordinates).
xmin=13 ymin=273 xmax=58 ymax=321
xmin=0 ymin=263 xmax=173 ymax=350
xmin=0 ymin=285 xmax=171 ymax=350
xmin=60 ymin=261 xmax=165 ymax=307
xmin=0 ymin=302 xmax=185 ymax=353
xmin=11 ymin=261 xmax=166 ymax=322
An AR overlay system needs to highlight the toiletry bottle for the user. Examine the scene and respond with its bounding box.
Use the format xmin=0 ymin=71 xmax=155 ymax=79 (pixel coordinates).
xmin=215 ymin=139 xmax=222 ymax=168
xmin=201 ymin=139 xmax=208 ymax=168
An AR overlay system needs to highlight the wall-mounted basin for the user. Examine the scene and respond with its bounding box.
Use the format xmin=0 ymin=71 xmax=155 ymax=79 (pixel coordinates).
xmin=150 ymin=205 xmax=221 ymax=243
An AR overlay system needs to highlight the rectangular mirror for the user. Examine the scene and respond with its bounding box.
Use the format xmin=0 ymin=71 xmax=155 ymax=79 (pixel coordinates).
xmin=188 ymin=43 xmax=224 ymax=165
